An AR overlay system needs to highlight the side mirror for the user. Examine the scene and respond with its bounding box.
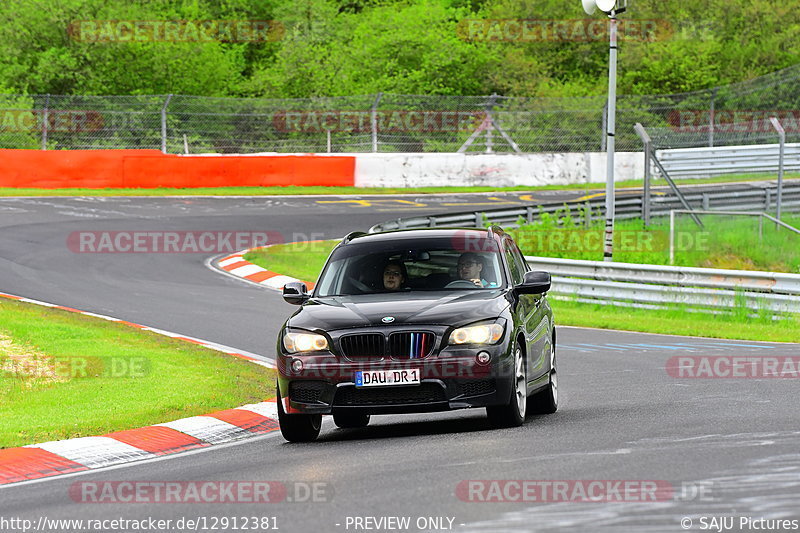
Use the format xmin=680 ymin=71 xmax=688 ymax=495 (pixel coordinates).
xmin=283 ymin=281 xmax=309 ymax=305
xmin=516 ymin=271 xmax=551 ymax=295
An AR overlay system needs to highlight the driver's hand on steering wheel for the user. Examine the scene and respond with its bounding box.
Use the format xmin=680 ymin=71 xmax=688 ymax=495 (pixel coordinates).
xmin=468 ymin=278 xmax=482 ymax=287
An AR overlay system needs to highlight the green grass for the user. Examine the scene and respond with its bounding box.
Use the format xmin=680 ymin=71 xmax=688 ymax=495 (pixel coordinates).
xmin=552 ymin=299 xmax=800 ymax=343
xmin=243 ymin=237 xmax=800 ymax=343
xmin=245 ymin=241 xmax=338 ymax=283
xmin=1 ymin=174 xmax=797 ymax=197
xmin=510 ymin=210 xmax=800 ymax=273
xmin=0 ymin=299 xmax=275 ymax=448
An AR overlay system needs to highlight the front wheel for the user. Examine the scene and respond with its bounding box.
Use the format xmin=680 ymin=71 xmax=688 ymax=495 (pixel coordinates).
xmin=487 ymin=343 xmax=526 ymax=428
xmin=528 ymin=343 xmax=558 ymax=415
xmin=277 ymin=388 xmax=322 ymax=442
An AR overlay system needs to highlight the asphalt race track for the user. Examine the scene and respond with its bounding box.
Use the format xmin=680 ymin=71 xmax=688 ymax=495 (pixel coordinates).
xmin=2 ymin=193 xmax=799 ymax=533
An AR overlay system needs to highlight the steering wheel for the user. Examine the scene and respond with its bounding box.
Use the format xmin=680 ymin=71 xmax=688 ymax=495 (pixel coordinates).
xmin=445 ymin=279 xmax=480 ymax=289
xmin=347 ymin=277 xmax=372 ymax=293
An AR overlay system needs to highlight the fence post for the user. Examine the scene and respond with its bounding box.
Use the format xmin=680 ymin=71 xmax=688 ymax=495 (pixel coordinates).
xmin=41 ymin=94 xmax=50 ymax=150
xmin=769 ymin=117 xmax=785 ymax=224
xmin=326 ymin=130 xmax=331 ymax=153
xmin=485 ymin=94 xmax=498 ymax=154
xmin=669 ymin=210 xmax=676 ymax=265
xmin=633 ymin=123 xmax=651 ymax=226
xmin=161 ymin=94 xmax=173 ymax=154
xmin=371 ymin=92 xmax=383 ymax=153
xmin=708 ymin=87 xmax=717 ymax=147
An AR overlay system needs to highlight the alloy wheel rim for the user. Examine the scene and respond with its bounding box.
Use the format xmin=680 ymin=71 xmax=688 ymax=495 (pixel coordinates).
xmin=550 ymin=345 xmax=558 ymax=405
xmin=515 ymin=346 xmax=526 ymax=417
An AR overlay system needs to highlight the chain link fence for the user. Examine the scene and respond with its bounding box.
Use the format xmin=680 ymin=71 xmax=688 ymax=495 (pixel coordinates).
xmin=2 ymin=63 xmax=799 ymax=153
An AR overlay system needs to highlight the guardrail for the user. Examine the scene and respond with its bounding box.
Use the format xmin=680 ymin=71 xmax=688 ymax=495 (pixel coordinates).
xmin=525 ymin=256 xmax=800 ymax=314
xmin=656 ymin=143 xmax=800 ymax=179
xmin=369 ymin=182 xmax=800 ymax=232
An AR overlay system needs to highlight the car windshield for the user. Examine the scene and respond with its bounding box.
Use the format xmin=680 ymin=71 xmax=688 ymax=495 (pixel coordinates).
xmin=315 ymin=236 xmax=506 ymax=297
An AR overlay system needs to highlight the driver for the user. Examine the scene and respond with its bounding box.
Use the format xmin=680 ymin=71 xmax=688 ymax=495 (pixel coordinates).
xmin=456 ymin=252 xmax=489 ymax=287
xmin=382 ymin=260 xmax=408 ymax=291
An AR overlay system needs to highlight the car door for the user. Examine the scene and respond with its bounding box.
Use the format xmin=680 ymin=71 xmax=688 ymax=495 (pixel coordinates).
xmin=503 ymin=237 xmax=549 ymax=383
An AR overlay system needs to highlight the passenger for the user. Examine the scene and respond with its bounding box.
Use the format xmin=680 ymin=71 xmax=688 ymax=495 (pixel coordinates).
xmin=382 ymin=261 xmax=408 ymax=291
xmin=457 ymin=252 xmax=489 ymax=287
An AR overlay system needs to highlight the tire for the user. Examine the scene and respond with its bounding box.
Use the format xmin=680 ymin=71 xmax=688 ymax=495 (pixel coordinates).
xmin=333 ymin=412 xmax=370 ymax=429
xmin=277 ymin=388 xmax=322 ymax=442
xmin=528 ymin=342 xmax=558 ymax=415
xmin=487 ymin=343 xmax=526 ymax=428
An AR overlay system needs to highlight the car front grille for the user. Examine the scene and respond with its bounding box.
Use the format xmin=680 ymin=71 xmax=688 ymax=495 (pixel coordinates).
xmin=339 ymin=334 xmax=384 ymax=359
xmin=458 ymin=379 xmax=496 ymax=397
xmin=338 ymin=331 xmax=436 ymax=360
xmin=289 ymin=380 xmax=327 ymax=403
xmin=333 ymin=383 xmax=446 ymax=406
xmin=388 ymin=332 xmax=435 ymax=359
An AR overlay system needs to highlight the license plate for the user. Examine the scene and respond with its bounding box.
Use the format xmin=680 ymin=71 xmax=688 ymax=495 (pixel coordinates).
xmin=355 ymin=369 xmax=421 ymax=388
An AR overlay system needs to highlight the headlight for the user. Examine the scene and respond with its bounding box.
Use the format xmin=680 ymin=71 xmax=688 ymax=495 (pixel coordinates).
xmin=448 ymin=323 xmax=504 ymax=345
xmin=283 ymin=331 xmax=329 ymax=353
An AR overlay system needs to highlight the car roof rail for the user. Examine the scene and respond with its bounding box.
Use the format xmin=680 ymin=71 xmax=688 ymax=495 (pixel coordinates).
xmin=487 ymin=225 xmax=505 ymax=239
xmin=341 ymin=231 xmax=367 ymax=245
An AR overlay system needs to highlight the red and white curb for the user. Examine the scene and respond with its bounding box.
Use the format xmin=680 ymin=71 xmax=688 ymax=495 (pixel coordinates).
xmin=214 ymin=246 xmax=315 ymax=292
xmin=0 ymin=291 xmax=279 ymax=486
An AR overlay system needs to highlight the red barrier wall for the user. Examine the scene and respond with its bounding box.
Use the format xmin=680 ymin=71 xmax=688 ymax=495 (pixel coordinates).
xmin=0 ymin=150 xmax=355 ymax=188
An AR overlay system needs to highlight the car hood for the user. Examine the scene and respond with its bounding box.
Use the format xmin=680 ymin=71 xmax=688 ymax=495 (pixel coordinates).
xmin=287 ymin=290 xmax=510 ymax=332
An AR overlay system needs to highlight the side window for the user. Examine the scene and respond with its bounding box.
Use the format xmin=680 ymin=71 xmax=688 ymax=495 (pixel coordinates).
xmin=502 ymin=240 xmax=523 ymax=285
xmin=512 ymin=242 xmax=529 ymax=274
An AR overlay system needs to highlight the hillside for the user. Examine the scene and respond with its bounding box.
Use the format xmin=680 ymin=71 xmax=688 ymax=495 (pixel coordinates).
xmin=1 ymin=0 xmax=798 ymax=98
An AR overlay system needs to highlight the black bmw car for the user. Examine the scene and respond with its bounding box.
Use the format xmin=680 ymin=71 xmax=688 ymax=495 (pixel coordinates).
xmin=276 ymin=226 xmax=557 ymax=442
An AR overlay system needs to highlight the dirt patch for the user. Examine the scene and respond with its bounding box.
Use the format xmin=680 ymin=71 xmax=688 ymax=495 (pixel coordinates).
xmin=0 ymin=333 xmax=68 ymax=386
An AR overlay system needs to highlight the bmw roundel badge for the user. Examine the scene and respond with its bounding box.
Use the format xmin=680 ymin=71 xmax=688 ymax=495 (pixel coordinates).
xmin=381 ymin=316 xmax=395 ymax=324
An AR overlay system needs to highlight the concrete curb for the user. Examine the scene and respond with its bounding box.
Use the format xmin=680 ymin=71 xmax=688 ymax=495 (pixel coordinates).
xmin=0 ymin=291 xmax=279 ymax=486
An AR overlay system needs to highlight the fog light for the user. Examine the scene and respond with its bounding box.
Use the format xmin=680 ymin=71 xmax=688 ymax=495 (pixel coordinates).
xmin=291 ymin=359 xmax=304 ymax=372
xmin=476 ymin=351 xmax=491 ymax=365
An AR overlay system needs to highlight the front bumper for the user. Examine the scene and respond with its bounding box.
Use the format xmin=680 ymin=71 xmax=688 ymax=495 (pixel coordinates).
xmin=277 ymin=349 xmax=514 ymax=415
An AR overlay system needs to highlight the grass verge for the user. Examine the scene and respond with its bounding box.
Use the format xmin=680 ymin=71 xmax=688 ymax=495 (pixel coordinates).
xmin=245 ymin=241 xmax=338 ymax=283
xmin=0 ymin=298 xmax=275 ymax=448
xmin=553 ymin=299 xmax=800 ymax=343
xmin=244 ymin=240 xmax=800 ymax=343
xmin=1 ymin=174 xmax=797 ymax=197
xmin=510 ymin=210 xmax=800 ymax=273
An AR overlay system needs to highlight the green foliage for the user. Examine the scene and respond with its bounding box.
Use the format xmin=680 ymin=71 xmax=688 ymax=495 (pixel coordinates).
xmin=0 ymin=0 xmax=797 ymax=97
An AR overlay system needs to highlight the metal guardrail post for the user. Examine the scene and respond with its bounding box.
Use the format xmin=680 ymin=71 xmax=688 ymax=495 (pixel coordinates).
xmin=371 ymin=92 xmax=383 ymax=153
xmin=770 ymin=117 xmax=786 ymax=224
xmin=161 ymin=94 xmax=173 ymax=154
xmin=475 ymin=212 xmax=483 ymax=227
xmin=41 ymin=94 xmax=50 ymax=150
